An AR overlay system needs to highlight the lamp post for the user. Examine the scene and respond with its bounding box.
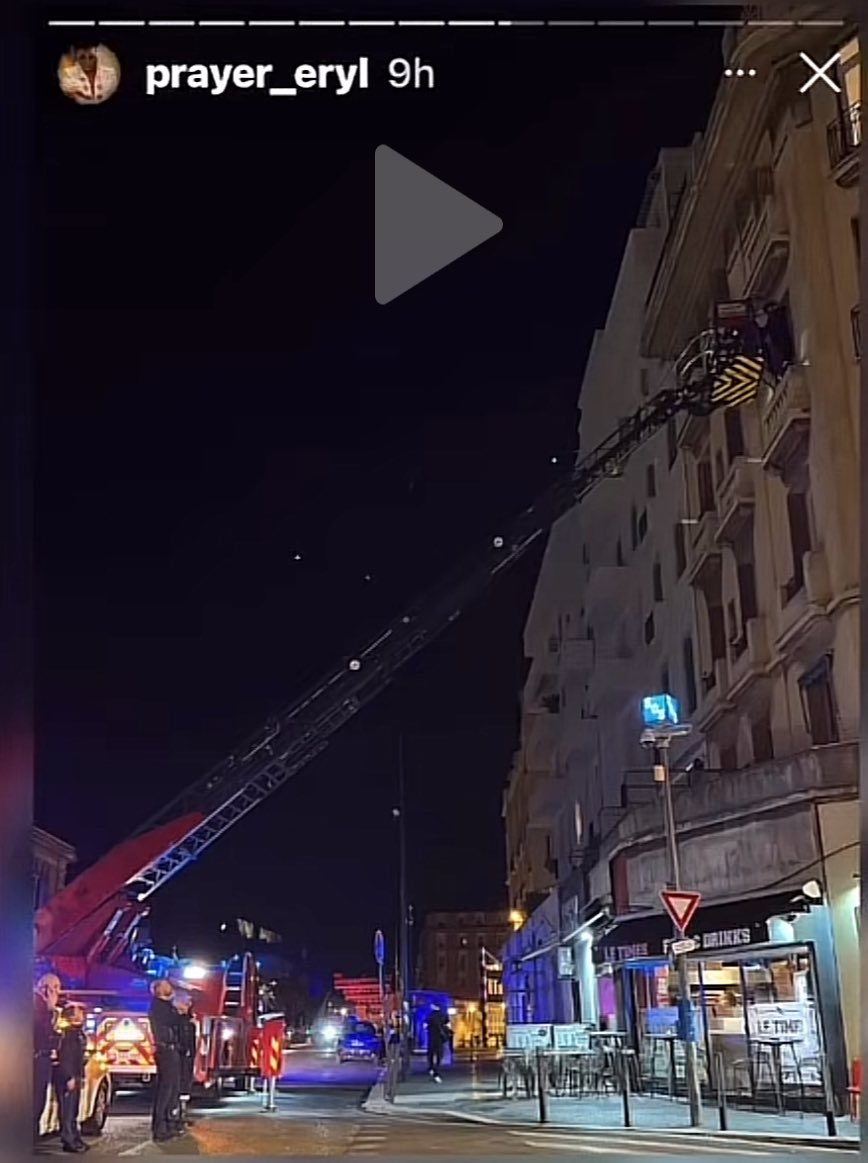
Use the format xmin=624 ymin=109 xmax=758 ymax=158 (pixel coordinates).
xmin=640 ymin=694 xmax=703 ymax=1129
xmin=392 ymin=734 xmax=411 ymax=1076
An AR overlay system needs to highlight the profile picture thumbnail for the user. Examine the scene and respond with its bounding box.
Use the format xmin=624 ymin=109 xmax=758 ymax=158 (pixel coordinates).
xmin=58 ymin=45 xmax=121 ymax=105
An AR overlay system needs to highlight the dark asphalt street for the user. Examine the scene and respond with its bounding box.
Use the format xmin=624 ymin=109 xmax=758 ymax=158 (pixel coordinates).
xmin=36 ymin=1050 xmax=859 ymax=1156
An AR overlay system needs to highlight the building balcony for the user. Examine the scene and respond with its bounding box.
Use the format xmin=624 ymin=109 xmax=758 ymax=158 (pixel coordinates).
xmin=560 ymin=714 xmax=597 ymax=761
xmin=585 ymin=565 xmax=632 ymax=623
xmin=588 ymin=654 xmax=638 ymax=712
xmin=727 ymin=615 xmax=770 ymax=698
xmin=610 ymin=740 xmax=858 ymax=851
xmin=559 ymin=636 xmax=593 ymax=681
xmin=714 ymin=458 xmax=755 ymax=544
xmin=827 ymin=103 xmax=860 ymax=188
xmin=695 ymin=657 xmax=730 ymax=732
xmin=760 ymin=365 xmax=811 ymax=473
xmin=686 ymin=512 xmax=722 ymax=590
xmin=776 ymin=548 xmax=833 ymax=662
xmin=726 ymin=190 xmax=789 ymax=300
xmin=524 ymin=709 xmax=559 ymax=773
xmin=677 ymin=409 xmax=710 ymax=457
xmin=528 ymin=774 xmax=563 ymax=829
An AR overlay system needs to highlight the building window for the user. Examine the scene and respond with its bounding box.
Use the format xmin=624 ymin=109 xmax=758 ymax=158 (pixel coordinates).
xmin=646 ymin=463 xmax=657 ymax=498
xmin=799 ymin=654 xmax=839 ymax=745
xmin=582 ymin=542 xmax=590 ymax=565
xmin=616 ymin=539 xmax=625 ymax=566
xmin=698 ymin=459 xmax=714 ymax=514
xmin=714 ymin=449 xmax=726 ymax=490
xmin=674 ymin=522 xmax=687 ymax=576
xmin=761 ymin=297 xmax=796 ymax=379
xmin=709 ymin=603 xmax=726 ymax=662
xmin=652 ymin=561 xmax=663 ymax=602
xmin=751 ymin=716 xmax=774 ymax=763
xmin=683 ymin=636 xmax=697 ymax=714
xmin=724 ymin=408 xmax=745 ymax=461
xmin=638 ymin=509 xmax=648 ymax=542
xmin=644 ymin=612 xmax=655 ymax=644
xmin=783 ymin=490 xmax=812 ymax=603
xmin=631 ymin=506 xmax=639 ymax=549
xmin=667 ymin=419 xmax=678 ymax=467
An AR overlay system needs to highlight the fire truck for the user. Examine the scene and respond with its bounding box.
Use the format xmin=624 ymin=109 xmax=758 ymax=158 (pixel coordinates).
xmin=34 ymin=301 xmax=774 ymax=1100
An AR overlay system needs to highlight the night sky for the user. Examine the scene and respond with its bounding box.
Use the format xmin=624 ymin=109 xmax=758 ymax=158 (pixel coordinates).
xmin=33 ymin=3 xmax=725 ymax=977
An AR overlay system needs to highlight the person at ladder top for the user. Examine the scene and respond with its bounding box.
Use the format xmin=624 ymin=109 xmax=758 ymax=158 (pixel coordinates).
xmin=172 ymin=993 xmax=197 ymax=1129
xmin=148 ymin=979 xmax=185 ymax=1143
xmin=425 ymin=1003 xmax=451 ymax=1083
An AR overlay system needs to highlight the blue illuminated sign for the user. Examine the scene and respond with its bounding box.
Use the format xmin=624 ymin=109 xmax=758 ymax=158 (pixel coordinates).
xmin=641 ymin=693 xmax=680 ymax=728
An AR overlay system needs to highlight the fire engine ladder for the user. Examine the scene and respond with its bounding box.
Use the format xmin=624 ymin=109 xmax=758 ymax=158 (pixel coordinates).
xmin=42 ymin=302 xmax=773 ymax=957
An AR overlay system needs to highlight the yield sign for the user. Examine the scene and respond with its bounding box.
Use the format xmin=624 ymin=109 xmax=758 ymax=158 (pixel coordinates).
xmin=660 ymin=890 xmax=702 ymax=933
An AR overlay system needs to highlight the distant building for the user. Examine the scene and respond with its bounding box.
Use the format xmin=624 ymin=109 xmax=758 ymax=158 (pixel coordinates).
xmin=414 ymin=909 xmax=511 ymax=1046
xmin=33 ymin=827 xmax=76 ymax=911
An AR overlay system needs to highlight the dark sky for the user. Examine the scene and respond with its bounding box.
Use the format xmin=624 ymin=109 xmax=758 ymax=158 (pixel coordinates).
xmin=33 ymin=3 xmax=725 ymax=977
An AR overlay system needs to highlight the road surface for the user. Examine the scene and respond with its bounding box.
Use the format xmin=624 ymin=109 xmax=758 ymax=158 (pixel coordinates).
xmin=37 ymin=1050 xmax=857 ymax=1156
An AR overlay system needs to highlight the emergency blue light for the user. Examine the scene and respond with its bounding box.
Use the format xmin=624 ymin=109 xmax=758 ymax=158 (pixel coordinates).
xmin=641 ymin=693 xmax=680 ymax=728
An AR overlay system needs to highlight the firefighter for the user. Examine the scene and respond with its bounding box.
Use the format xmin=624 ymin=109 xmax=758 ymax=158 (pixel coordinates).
xmin=172 ymin=994 xmax=197 ymax=1128
xmin=53 ymin=1002 xmax=89 ymax=1153
xmin=148 ymin=979 xmax=184 ymax=1142
xmin=34 ymin=972 xmax=61 ymax=1150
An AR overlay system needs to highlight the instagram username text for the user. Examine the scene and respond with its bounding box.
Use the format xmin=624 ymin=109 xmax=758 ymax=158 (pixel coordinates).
xmin=145 ymin=57 xmax=435 ymax=97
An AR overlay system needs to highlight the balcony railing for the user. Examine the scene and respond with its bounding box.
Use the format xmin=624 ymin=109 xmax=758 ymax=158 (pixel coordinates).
xmin=827 ymin=103 xmax=861 ymax=185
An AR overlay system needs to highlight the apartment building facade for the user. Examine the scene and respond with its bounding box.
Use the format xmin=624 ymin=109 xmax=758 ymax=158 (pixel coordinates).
xmin=33 ymin=826 xmax=76 ymax=911
xmin=504 ymin=16 xmax=860 ymax=1107
xmin=503 ymin=143 xmax=705 ymax=1025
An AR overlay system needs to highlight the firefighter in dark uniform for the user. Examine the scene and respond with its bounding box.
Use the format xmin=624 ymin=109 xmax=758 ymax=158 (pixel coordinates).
xmin=34 ymin=973 xmax=62 ymax=1149
xmin=148 ymin=979 xmax=183 ymax=1142
xmin=173 ymin=994 xmax=197 ymax=1128
xmin=54 ymin=1003 xmax=89 ymax=1153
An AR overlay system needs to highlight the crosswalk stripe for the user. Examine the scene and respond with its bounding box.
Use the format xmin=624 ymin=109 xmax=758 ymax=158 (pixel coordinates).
xmin=513 ymin=1132 xmax=774 ymax=1156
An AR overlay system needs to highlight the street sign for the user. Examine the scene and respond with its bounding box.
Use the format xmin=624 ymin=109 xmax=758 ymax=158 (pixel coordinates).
xmin=660 ymin=890 xmax=702 ymax=932
xmin=670 ymin=937 xmax=698 ymax=956
xmin=642 ymin=693 xmax=681 ymax=728
xmin=374 ymin=929 xmax=385 ymax=967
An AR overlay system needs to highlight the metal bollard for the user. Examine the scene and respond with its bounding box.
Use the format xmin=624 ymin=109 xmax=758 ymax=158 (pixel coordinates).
xmin=715 ymin=1052 xmax=728 ymax=1131
xmin=535 ymin=1049 xmax=549 ymax=1124
xmin=260 ymin=1076 xmax=277 ymax=1111
xmin=820 ymin=1053 xmax=838 ymax=1137
xmin=620 ymin=1050 xmax=632 ymax=1129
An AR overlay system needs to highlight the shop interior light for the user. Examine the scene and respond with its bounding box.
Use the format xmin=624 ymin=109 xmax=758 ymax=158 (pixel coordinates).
xmin=801 ymin=879 xmax=823 ymax=900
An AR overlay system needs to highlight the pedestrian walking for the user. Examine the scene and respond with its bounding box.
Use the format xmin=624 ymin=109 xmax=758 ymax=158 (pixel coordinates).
xmin=148 ymin=979 xmax=183 ymax=1142
xmin=425 ymin=1003 xmax=451 ymax=1083
xmin=34 ymin=973 xmax=62 ymax=1151
xmin=53 ymin=1003 xmax=89 ymax=1154
xmin=173 ymin=994 xmax=197 ymax=1128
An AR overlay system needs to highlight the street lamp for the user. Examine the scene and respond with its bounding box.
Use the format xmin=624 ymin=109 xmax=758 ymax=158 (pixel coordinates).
xmin=393 ymin=734 xmax=412 ymax=1076
xmin=640 ymin=693 xmax=703 ymax=1129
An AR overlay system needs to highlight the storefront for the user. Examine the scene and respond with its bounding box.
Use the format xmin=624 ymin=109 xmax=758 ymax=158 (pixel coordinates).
xmin=592 ymin=892 xmax=849 ymax=1111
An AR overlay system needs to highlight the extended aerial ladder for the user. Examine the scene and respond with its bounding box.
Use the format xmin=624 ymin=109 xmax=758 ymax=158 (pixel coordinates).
xmin=35 ymin=299 xmax=774 ymax=984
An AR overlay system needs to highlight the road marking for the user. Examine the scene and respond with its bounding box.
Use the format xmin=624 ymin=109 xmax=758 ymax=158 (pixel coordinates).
xmin=118 ymin=1142 xmax=158 ymax=1157
xmin=514 ymin=1131 xmax=776 ymax=1155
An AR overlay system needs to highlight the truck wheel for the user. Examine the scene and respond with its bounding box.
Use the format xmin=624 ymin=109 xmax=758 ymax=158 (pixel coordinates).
xmin=81 ymin=1079 xmax=110 ymax=1137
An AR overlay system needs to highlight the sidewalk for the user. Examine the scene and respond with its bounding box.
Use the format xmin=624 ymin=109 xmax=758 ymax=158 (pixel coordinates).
xmin=364 ymin=1058 xmax=860 ymax=1147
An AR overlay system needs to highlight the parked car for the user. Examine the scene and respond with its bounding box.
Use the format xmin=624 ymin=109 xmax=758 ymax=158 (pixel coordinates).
xmin=337 ymin=1020 xmax=383 ymax=1064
